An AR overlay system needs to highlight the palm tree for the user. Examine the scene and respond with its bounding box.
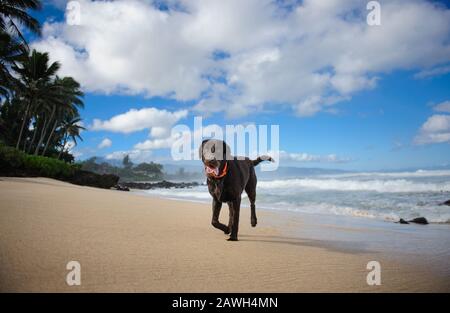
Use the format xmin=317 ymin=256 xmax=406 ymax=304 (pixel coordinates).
xmin=0 ymin=29 xmax=26 ymax=98
xmin=58 ymin=115 xmax=85 ymax=160
xmin=0 ymin=2 xmax=87 ymax=162
xmin=24 ymin=99 xmax=43 ymax=153
xmin=0 ymin=97 xmax=25 ymax=146
xmin=0 ymin=0 xmax=42 ymax=45
xmin=13 ymin=49 xmax=60 ymax=150
xmin=31 ymin=96 xmax=55 ymax=154
xmin=41 ymin=76 xmax=84 ymax=156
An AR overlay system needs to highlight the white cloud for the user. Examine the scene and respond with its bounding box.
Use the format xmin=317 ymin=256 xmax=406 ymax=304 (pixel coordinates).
xmin=415 ymin=114 xmax=450 ymax=144
xmin=295 ymin=96 xmax=325 ymax=117
xmin=91 ymin=107 xmax=187 ymax=134
xmin=92 ymin=107 xmax=188 ymax=153
xmin=279 ymin=150 xmax=352 ymax=164
xmin=105 ymin=149 xmax=153 ymax=163
xmin=98 ymin=138 xmax=112 ymax=149
xmin=33 ymin=0 xmax=450 ymax=117
xmin=34 ymin=0 xmax=211 ymax=100
xmin=134 ymin=135 xmax=178 ymax=150
xmin=124 ymin=117 xmax=351 ymax=163
xmin=72 ymin=151 xmax=83 ymax=158
xmin=150 ymin=126 xmax=170 ymax=138
xmin=421 ymin=115 xmax=450 ymax=133
xmin=65 ymin=140 xmax=75 ymax=150
xmin=414 ymin=65 xmax=450 ymax=79
xmin=133 ymin=122 xmax=220 ymax=151
xmin=64 ymin=140 xmax=83 ymax=158
xmin=433 ymin=100 xmax=450 ymax=113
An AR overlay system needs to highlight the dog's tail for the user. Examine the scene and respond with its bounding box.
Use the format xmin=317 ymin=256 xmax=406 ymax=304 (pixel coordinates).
xmin=252 ymin=155 xmax=274 ymax=166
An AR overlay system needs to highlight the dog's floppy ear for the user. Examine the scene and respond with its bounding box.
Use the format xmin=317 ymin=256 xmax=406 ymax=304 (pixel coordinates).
xmin=199 ymin=139 xmax=208 ymax=161
xmin=222 ymin=141 xmax=231 ymax=161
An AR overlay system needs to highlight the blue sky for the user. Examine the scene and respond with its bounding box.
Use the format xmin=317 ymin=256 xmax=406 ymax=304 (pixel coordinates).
xmin=31 ymin=0 xmax=450 ymax=171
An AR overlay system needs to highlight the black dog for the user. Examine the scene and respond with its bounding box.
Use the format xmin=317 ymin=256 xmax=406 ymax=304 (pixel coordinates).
xmin=199 ymin=139 xmax=274 ymax=241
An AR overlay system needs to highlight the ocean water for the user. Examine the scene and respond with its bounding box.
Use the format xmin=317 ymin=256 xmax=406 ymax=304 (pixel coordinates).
xmin=142 ymin=169 xmax=450 ymax=223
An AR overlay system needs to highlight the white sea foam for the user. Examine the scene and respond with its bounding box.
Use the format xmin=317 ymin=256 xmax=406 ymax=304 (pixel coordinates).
xmin=322 ymin=169 xmax=450 ymax=178
xmin=258 ymin=201 xmax=450 ymax=223
xmin=143 ymin=187 xmax=211 ymax=200
xmin=257 ymin=178 xmax=450 ymax=193
xmin=138 ymin=170 xmax=450 ymax=223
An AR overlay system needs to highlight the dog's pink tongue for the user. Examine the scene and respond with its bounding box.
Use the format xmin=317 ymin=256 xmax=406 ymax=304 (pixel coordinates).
xmin=206 ymin=166 xmax=219 ymax=176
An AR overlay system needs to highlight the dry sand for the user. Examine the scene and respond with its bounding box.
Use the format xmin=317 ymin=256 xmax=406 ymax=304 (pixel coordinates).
xmin=0 ymin=177 xmax=448 ymax=292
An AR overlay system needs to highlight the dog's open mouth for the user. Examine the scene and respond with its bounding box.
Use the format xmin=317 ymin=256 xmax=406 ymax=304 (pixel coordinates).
xmin=205 ymin=164 xmax=219 ymax=176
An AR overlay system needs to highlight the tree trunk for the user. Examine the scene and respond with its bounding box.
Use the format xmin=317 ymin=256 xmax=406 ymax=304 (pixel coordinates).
xmin=34 ymin=115 xmax=49 ymax=155
xmin=42 ymin=119 xmax=58 ymax=156
xmin=34 ymin=104 xmax=57 ymax=155
xmin=16 ymin=99 xmax=32 ymax=150
xmin=58 ymin=134 xmax=68 ymax=160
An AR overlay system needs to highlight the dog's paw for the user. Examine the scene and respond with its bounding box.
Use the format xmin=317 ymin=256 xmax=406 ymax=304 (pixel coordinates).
xmin=251 ymin=218 xmax=257 ymax=227
xmin=227 ymin=237 xmax=238 ymax=241
xmin=223 ymin=228 xmax=231 ymax=235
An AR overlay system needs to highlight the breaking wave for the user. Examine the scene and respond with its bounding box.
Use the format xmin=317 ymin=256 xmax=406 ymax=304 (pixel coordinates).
xmin=140 ymin=169 xmax=450 ymax=223
xmin=257 ymin=178 xmax=450 ymax=193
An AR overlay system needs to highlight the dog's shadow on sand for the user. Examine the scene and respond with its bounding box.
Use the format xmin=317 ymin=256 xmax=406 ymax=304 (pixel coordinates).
xmin=238 ymin=234 xmax=374 ymax=255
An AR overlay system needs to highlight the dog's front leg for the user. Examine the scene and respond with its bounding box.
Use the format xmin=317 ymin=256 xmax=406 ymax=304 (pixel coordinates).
xmin=211 ymin=198 xmax=230 ymax=234
xmin=227 ymin=197 xmax=241 ymax=241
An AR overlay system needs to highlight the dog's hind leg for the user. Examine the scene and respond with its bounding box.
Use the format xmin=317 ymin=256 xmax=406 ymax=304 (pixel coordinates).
xmin=227 ymin=197 xmax=241 ymax=241
xmin=245 ymin=171 xmax=258 ymax=227
xmin=227 ymin=201 xmax=234 ymax=233
xmin=211 ymin=198 xmax=230 ymax=234
xmin=248 ymin=192 xmax=257 ymax=227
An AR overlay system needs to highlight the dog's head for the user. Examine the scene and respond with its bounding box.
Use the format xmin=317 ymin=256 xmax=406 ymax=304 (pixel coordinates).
xmin=199 ymin=139 xmax=231 ymax=179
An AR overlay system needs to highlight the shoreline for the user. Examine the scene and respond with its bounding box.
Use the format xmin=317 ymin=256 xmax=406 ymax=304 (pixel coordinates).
xmin=135 ymin=187 xmax=450 ymax=224
xmin=1 ymin=177 xmax=449 ymax=292
xmin=134 ymin=177 xmax=450 ymax=225
xmin=137 ymin=190 xmax=450 ymax=276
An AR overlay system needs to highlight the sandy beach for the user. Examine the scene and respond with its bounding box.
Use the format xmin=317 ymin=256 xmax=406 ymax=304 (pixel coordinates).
xmin=0 ymin=177 xmax=449 ymax=292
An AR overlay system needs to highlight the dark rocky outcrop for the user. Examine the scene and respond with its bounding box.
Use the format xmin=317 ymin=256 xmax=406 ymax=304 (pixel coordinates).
xmin=67 ymin=170 xmax=119 ymax=189
xmin=397 ymin=217 xmax=429 ymax=225
xmin=408 ymin=217 xmax=429 ymax=225
xmin=115 ymin=184 xmax=130 ymax=191
xmin=120 ymin=180 xmax=200 ymax=190
xmin=439 ymin=199 xmax=450 ymax=206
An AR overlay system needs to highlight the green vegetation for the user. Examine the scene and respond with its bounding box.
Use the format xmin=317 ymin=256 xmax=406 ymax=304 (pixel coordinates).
xmin=0 ymin=2 xmax=167 ymax=187
xmin=81 ymin=156 xmax=164 ymax=182
xmin=0 ymin=1 xmax=118 ymax=189
xmin=0 ymin=143 xmax=119 ymax=189
xmin=0 ymin=143 xmax=79 ymax=178
xmin=1 ymin=0 xmax=84 ymax=163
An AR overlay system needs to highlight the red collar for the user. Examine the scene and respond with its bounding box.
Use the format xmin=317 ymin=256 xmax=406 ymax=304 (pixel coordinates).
xmin=206 ymin=161 xmax=228 ymax=179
